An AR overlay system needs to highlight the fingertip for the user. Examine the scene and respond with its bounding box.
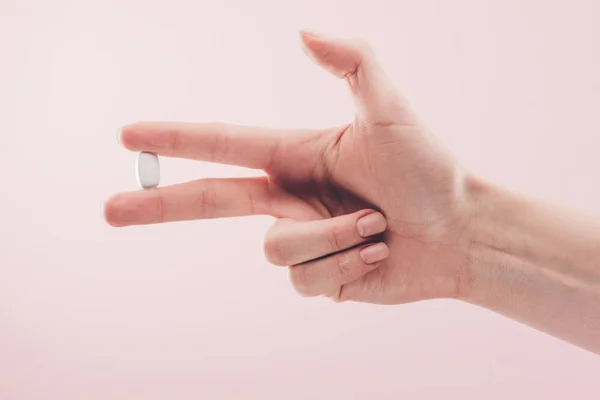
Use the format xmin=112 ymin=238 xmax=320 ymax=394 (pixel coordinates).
xmin=299 ymin=30 xmax=329 ymax=52
xmin=116 ymin=122 xmax=142 ymax=149
xmin=298 ymin=33 xmax=365 ymax=80
xmin=117 ymin=123 xmax=138 ymax=150
xmin=103 ymin=195 xmax=129 ymax=227
xmin=359 ymin=242 xmax=389 ymax=265
xmin=357 ymin=211 xmax=387 ymax=237
xmin=298 ymin=29 xmax=323 ymax=60
xmin=103 ymin=198 xmax=119 ymax=227
xmin=103 ymin=192 xmax=151 ymax=228
xmin=299 ymin=29 xmax=330 ymax=42
xmin=298 ymin=28 xmax=318 ymax=37
xmin=110 ymin=190 xmax=164 ymax=227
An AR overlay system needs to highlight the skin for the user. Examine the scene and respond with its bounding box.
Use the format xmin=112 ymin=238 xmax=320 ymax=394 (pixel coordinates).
xmin=104 ymin=31 xmax=600 ymax=355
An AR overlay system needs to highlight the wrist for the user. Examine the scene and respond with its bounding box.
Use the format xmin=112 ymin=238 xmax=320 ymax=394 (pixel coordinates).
xmin=456 ymin=175 xmax=511 ymax=303
xmin=456 ymin=175 xmax=543 ymax=304
xmin=456 ymin=174 xmax=600 ymax=353
xmin=458 ymin=173 xmax=600 ymax=306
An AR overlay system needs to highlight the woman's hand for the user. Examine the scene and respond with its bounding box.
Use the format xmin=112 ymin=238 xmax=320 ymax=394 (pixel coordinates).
xmin=104 ymin=31 xmax=474 ymax=305
xmin=104 ymin=30 xmax=600 ymax=355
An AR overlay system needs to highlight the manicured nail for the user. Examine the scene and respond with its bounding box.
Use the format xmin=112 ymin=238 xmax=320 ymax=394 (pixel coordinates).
xmin=360 ymin=243 xmax=389 ymax=265
xmin=357 ymin=212 xmax=387 ymax=237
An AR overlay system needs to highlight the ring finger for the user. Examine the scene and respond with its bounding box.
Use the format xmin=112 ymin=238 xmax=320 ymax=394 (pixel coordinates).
xmin=288 ymin=242 xmax=389 ymax=298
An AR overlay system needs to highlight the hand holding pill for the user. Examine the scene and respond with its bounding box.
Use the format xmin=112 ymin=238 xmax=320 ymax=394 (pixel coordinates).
xmin=103 ymin=30 xmax=600 ymax=356
xmin=104 ymin=31 xmax=468 ymax=305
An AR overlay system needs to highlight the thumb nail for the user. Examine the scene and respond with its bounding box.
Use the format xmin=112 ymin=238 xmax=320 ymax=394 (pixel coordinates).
xmin=300 ymin=29 xmax=327 ymax=38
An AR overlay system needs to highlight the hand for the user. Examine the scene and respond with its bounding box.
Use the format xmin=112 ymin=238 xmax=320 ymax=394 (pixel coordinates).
xmin=104 ymin=31 xmax=474 ymax=304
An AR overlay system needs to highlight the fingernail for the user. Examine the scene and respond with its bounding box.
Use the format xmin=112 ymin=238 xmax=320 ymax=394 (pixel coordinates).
xmin=300 ymin=29 xmax=326 ymax=38
xmin=359 ymin=243 xmax=389 ymax=265
xmin=116 ymin=128 xmax=122 ymax=144
xmin=357 ymin=212 xmax=387 ymax=237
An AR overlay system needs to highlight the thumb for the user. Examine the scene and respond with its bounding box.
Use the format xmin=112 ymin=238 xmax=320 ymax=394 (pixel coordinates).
xmin=299 ymin=30 xmax=416 ymax=126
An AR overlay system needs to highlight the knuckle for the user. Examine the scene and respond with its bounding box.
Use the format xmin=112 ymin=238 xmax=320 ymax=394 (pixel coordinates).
xmin=334 ymin=252 xmax=352 ymax=278
xmin=289 ymin=267 xmax=313 ymax=297
xmin=196 ymin=181 xmax=218 ymax=218
xmin=207 ymin=123 xmax=230 ymax=163
xmin=326 ymin=223 xmax=345 ymax=251
xmin=246 ymin=187 xmax=257 ymax=215
xmin=167 ymin=127 xmax=180 ymax=153
xmin=263 ymin=230 xmax=287 ymax=266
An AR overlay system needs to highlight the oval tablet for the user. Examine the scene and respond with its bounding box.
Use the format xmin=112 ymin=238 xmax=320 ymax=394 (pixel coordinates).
xmin=135 ymin=152 xmax=160 ymax=189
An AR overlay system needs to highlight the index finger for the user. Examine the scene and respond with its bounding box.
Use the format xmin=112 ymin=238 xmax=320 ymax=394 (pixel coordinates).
xmin=118 ymin=121 xmax=317 ymax=170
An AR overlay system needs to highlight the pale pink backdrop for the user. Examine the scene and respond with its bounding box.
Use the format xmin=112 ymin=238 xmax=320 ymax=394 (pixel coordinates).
xmin=1 ymin=0 xmax=600 ymax=398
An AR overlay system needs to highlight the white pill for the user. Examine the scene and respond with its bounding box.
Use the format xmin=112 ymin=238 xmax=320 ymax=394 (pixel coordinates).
xmin=135 ymin=152 xmax=160 ymax=189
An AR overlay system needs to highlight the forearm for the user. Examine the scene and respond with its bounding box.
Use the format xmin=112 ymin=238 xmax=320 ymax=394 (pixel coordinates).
xmin=461 ymin=176 xmax=600 ymax=354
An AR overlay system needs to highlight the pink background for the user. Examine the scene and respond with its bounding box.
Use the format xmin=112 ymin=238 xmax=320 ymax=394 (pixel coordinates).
xmin=2 ymin=0 xmax=600 ymax=398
